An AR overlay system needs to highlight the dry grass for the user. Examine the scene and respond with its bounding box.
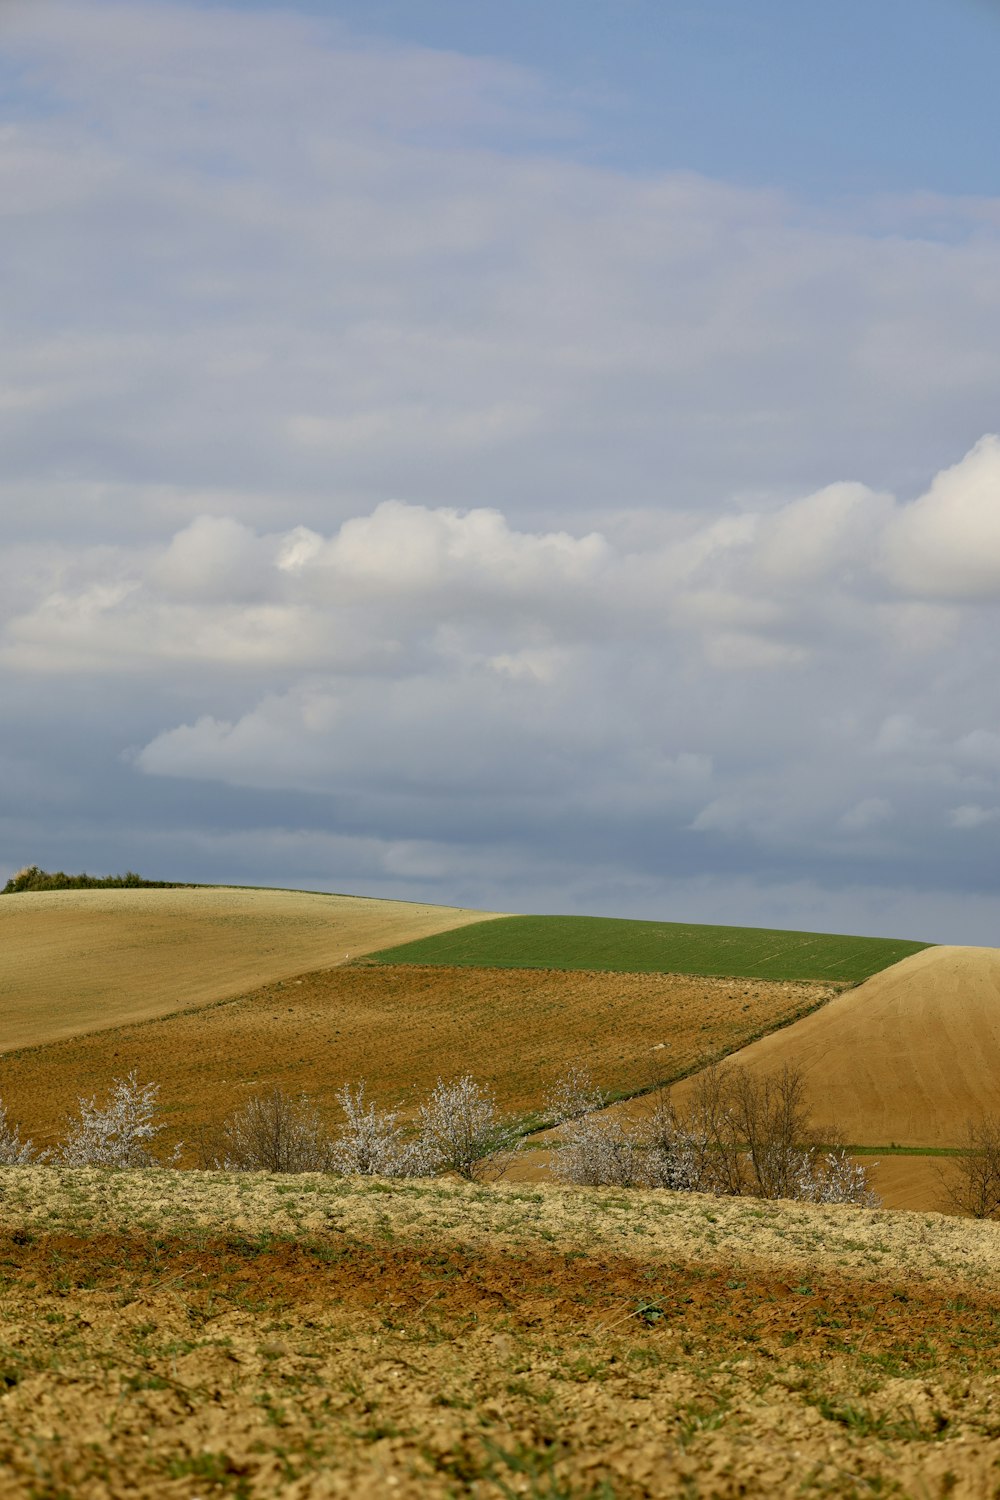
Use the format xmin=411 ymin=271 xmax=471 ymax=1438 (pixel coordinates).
xmin=0 ymin=1168 xmax=999 ymax=1497
xmin=0 ymin=887 xmax=499 ymax=1050
xmin=0 ymin=966 xmax=838 ymax=1157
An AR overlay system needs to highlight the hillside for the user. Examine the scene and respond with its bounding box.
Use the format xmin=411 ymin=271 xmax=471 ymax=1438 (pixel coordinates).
xmin=668 ymin=944 xmax=1000 ymax=1149
xmin=0 ymin=887 xmax=497 ymax=1051
xmin=0 ymin=1167 xmax=997 ymax=1497
xmin=3 ymin=887 xmax=974 ymax=1214
xmin=369 ymin=913 xmax=929 ymax=982
xmin=0 ymin=964 xmax=839 ymax=1156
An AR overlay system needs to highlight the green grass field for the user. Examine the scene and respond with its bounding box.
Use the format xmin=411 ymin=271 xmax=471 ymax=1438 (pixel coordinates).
xmin=367 ymin=914 xmax=930 ymax=983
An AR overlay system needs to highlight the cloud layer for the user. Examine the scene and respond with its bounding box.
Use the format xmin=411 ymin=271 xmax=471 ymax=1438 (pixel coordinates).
xmin=4 ymin=436 xmax=1000 ymax=938
xmin=2 ymin=0 xmax=1000 ymax=939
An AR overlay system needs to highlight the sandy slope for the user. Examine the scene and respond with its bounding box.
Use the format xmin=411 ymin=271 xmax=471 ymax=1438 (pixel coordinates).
xmin=0 ymin=887 xmax=497 ymax=1052
xmin=678 ymin=944 xmax=1000 ymax=1148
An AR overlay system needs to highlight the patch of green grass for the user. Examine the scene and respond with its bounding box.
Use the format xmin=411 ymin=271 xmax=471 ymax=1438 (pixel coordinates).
xmin=823 ymin=1145 xmax=964 ymax=1157
xmin=366 ymin=914 xmax=929 ymax=983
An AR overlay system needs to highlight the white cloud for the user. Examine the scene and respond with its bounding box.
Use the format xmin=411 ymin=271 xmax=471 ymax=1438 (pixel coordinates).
xmin=884 ymin=435 xmax=1000 ymax=599
xmin=8 ymin=438 xmax=997 ymax=682
xmin=754 ymin=483 xmax=891 ymax=584
xmin=151 ymin=515 xmax=272 ymax=601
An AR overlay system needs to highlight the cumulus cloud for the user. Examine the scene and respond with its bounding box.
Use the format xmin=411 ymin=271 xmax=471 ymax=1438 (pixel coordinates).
xmin=8 ymin=437 xmax=998 ymax=679
xmin=152 ymin=516 xmax=273 ymax=602
xmin=753 ymin=483 xmax=892 ymax=585
xmin=3 ymin=443 xmax=1000 ymax=882
xmin=884 ymin=436 xmax=1000 ymax=598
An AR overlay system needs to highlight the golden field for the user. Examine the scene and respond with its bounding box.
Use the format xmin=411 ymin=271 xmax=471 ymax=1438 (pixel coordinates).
xmin=3 ymin=890 xmax=999 ymax=1213
xmin=583 ymin=944 xmax=1000 ymax=1213
xmin=0 ymin=887 xmax=499 ymax=1050
xmin=673 ymin=945 xmax=1000 ymax=1149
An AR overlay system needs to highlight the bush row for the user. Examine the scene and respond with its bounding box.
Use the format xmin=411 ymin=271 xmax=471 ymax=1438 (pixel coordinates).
xmin=2 ymin=865 xmax=183 ymax=894
xmin=0 ymin=1064 xmax=884 ymax=1207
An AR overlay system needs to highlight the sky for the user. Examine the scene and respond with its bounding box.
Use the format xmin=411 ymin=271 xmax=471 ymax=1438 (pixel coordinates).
xmin=1 ymin=0 xmax=999 ymax=942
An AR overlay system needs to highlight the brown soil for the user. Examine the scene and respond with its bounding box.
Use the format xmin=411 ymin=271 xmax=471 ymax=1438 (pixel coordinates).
xmin=0 ymin=1170 xmax=998 ymax=1498
xmin=0 ymin=887 xmax=500 ymax=1051
xmin=867 ymin=1155 xmax=958 ymax=1214
xmin=669 ymin=945 xmax=1000 ymax=1149
xmin=0 ymin=966 xmax=837 ymax=1157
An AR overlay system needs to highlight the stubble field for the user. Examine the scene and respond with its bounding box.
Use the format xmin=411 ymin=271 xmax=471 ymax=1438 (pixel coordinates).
xmin=0 ymin=1169 xmax=998 ymax=1499
xmin=667 ymin=945 xmax=1000 ymax=1150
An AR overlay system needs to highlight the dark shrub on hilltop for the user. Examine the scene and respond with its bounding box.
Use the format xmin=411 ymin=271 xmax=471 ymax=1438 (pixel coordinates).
xmin=2 ymin=865 xmax=182 ymax=894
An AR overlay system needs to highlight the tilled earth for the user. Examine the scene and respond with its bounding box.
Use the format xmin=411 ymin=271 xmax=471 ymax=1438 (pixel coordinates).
xmin=0 ymin=1171 xmax=997 ymax=1497
xmin=0 ymin=965 xmax=837 ymax=1157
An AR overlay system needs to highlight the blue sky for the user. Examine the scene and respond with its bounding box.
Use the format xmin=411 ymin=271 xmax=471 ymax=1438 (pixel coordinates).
xmin=1 ymin=0 xmax=999 ymax=941
xmin=193 ymin=0 xmax=1000 ymax=193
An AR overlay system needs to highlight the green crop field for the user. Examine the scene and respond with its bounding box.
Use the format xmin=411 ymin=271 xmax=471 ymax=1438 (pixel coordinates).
xmin=367 ymin=914 xmax=930 ymax=983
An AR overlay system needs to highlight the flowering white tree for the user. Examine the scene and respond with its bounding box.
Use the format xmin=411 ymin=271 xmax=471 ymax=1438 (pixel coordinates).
xmin=551 ymin=1113 xmax=645 ymax=1188
xmin=795 ymin=1148 xmax=881 ymax=1208
xmin=643 ymin=1115 xmax=714 ymax=1193
xmin=545 ymin=1064 xmax=606 ymax=1124
xmin=331 ymin=1082 xmax=439 ymax=1177
xmin=546 ymin=1067 xmax=644 ymax=1188
xmin=58 ymin=1071 xmax=179 ymax=1168
xmin=417 ymin=1075 xmax=520 ymax=1182
xmin=0 ymin=1099 xmax=41 ymax=1165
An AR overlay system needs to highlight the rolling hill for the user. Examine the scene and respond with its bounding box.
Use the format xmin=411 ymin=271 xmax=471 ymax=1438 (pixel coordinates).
xmin=0 ymin=886 xmax=498 ymax=1051
xmin=668 ymin=943 xmax=1000 ymax=1149
xmin=7 ymin=883 xmax=989 ymax=1213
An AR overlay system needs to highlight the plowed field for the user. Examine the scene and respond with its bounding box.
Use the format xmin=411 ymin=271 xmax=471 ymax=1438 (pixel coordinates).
xmin=0 ymin=965 xmax=839 ymax=1157
xmin=0 ymin=1169 xmax=998 ymax=1498
xmin=0 ymin=887 xmax=497 ymax=1051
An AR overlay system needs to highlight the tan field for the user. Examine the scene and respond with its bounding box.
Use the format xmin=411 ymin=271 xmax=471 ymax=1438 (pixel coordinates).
xmin=0 ymin=964 xmax=837 ymax=1156
xmin=0 ymin=886 xmax=499 ymax=1052
xmin=1 ymin=1167 xmax=999 ymax=1498
xmin=586 ymin=944 xmax=1000 ymax=1212
xmin=668 ymin=944 xmax=1000 ymax=1149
